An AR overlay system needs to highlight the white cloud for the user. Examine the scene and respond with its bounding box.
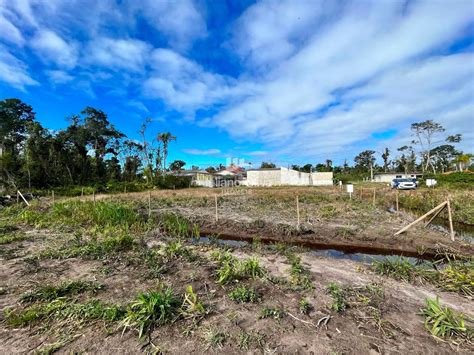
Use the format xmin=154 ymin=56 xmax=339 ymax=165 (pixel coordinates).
xmin=183 ymin=148 xmax=221 ymax=155
xmin=0 ymin=12 xmax=24 ymax=46
xmin=31 ymin=29 xmax=78 ymax=68
xmin=205 ymin=0 xmax=474 ymax=161
xmin=133 ymin=0 xmax=206 ymax=50
xmin=46 ymin=69 xmax=74 ymax=84
xmin=0 ymin=45 xmax=38 ymax=89
xmin=85 ymin=37 xmax=151 ymax=72
xmin=247 ymin=151 xmax=269 ymax=156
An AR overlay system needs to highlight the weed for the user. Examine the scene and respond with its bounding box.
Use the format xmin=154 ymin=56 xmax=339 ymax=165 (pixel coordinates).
xmin=20 ymin=280 xmax=104 ymax=303
xmin=299 ymin=298 xmax=311 ymax=315
xmin=204 ymin=327 xmax=228 ymax=349
xmin=0 ymin=232 xmax=30 ymax=245
xmin=286 ymin=253 xmax=313 ymax=290
xmin=229 ymin=285 xmax=260 ymax=303
xmin=327 ymin=283 xmax=348 ymax=312
xmin=41 ymin=232 xmax=135 ymax=260
xmin=121 ymin=288 xmax=181 ymax=339
xmin=237 ymin=331 xmax=251 ymax=350
xmin=259 ymin=306 xmax=285 ymax=320
xmin=181 ymin=285 xmax=205 ymax=316
xmin=5 ymin=299 xmax=125 ymax=327
xmin=241 ymin=258 xmax=265 ymax=278
xmin=160 ymin=213 xmax=198 ymax=238
xmin=421 ymin=296 xmax=473 ymax=341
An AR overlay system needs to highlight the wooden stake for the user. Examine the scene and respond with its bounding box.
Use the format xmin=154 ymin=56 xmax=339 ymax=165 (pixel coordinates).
xmin=17 ymin=190 xmax=30 ymax=206
xmin=447 ymin=199 xmax=455 ymax=241
xmin=296 ymin=195 xmax=300 ymax=230
xmin=52 ymin=190 xmax=55 ymax=204
xmin=148 ymin=190 xmax=152 ymax=218
xmin=16 ymin=191 xmax=19 ymax=204
xmin=372 ymin=188 xmax=376 ymax=207
xmin=93 ymin=190 xmax=96 ymax=205
xmin=394 ymin=201 xmax=447 ymax=236
xmin=81 ymin=187 xmax=84 ymax=198
xmin=425 ymin=203 xmax=446 ymax=226
xmin=395 ymin=191 xmax=399 ymax=212
xmin=214 ymin=195 xmax=218 ymax=222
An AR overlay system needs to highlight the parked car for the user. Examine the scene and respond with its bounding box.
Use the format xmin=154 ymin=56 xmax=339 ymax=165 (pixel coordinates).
xmin=391 ymin=178 xmax=417 ymax=190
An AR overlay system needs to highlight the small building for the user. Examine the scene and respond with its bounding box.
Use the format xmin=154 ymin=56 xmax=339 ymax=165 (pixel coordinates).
xmin=215 ymin=166 xmax=246 ymax=187
xmin=373 ymin=172 xmax=423 ymax=183
xmin=174 ymin=169 xmax=214 ymax=187
xmin=245 ymin=167 xmax=333 ymax=187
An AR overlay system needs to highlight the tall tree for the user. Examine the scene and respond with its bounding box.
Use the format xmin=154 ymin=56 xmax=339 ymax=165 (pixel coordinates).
xmin=381 ymin=148 xmax=390 ymax=172
xmin=157 ymin=132 xmax=176 ymax=171
xmin=354 ymin=150 xmax=375 ymax=179
xmin=410 ymin=120 xmax=445 ymax=173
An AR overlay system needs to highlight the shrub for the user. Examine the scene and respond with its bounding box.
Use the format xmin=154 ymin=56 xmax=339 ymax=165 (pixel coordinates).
xmin=327 ymin=283 xmax=348 ymax=312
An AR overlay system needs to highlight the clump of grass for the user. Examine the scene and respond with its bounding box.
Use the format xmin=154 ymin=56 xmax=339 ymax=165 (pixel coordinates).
xmin=259 ymin=306 xmax=285 ymax=320
xmin=372 ymin=257 xmax=473 ymax=297
xmin=299 ymin=298 xmax=311 ymax=315
xmin=286 ymin=253 xmax=313 ymax=290
xmin=41 ymin=231 xmax=135 ymax=259
xmin=160 ymin=213 xmax=199 ymax=238
xmin=121 ymin=288 xmax=181 ymax=340
xmin=160 ymin=240 xmax=195 ymax=261
xmin=5 ymin=299 xmax=125 ymax=327
xmin=181 ymin=285 xmax=205 ymax=317
xmin=327 ymin=283 xmax=348 ymax=312
xmin=229 ymin=285 xmax=260 ymax=303
xmin=204 ymin=327 xmax=228 ymax=349
xmin=19 ymin=201 xmax=145 ymax=230
xmin=20 ymin=280 xmax=104 ymax=303
xmin=421 ymin=296 xmax=473 ymax=341
xmin=240 ymin=258 xmax=265 ymax=278
xmin=0 ymin=232 xmax=30 ymax=245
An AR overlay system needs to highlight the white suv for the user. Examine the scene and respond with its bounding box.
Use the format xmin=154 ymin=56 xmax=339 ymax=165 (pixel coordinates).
xmin=392 ymin=178 xmax=417 ymax=190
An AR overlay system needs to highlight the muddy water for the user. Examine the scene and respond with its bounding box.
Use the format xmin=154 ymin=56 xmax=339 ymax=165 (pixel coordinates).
xmin=196 ymin=236 xmax=430 ymax=265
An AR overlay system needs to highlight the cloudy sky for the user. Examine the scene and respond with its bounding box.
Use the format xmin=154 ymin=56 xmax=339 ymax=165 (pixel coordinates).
xmin=1 ymin=0 xmax=473 ymax=167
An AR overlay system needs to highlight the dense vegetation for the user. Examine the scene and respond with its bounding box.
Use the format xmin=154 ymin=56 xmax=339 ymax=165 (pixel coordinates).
xmin=0 ymin=98 xmax=191 ymax=193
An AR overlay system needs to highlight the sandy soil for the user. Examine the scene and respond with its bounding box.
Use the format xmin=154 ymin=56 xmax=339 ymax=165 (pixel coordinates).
xmin=1 ymin=225 xmax=472 ymax=354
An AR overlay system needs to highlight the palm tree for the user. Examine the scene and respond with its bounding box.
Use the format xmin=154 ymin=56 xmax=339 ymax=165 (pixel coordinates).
xmin=157 ymin=132 xmax=176 ymax=171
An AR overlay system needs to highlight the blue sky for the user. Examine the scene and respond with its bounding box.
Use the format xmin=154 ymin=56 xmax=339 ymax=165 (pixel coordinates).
xmin=1 ymin=0 xmax=473 ymax=168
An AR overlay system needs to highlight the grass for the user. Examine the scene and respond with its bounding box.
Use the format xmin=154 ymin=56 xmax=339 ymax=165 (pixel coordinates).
xmin=121 ymin=288 xmax=181 ymax=339
xmin=211 ymin=250 xmax=265 ymax=284
xmin=204 ymin=327 xmax=228 ymax=349
xmin=5 ymin=298 xmax=125 ymax=327
xmin=259 ymin=306 xmax=285 ymax=320
xmin=421 ymin=296 xmax=473 ymax=341
xmin=372 ymin=257 xmax=473 ymax=297
xmin=0 ymin=232 xmax=30 ymax=245
xmin=327 ymin=283 xmax=348 ymax=312
xmin=228 ymin=285 xmax=260 ymax=303
xmin=299 ymin=298 xmax=311 ymax=315
xmin=18 ymin=201 xmax=145 ymax=230
xmin=160 ymin=212 xmax=200 ymax=238
xmin=41 ymin=230 xmax=135 ymax=259
xmin=286 ymin=253 xmax=313 ymax=290
xmin=20 ymin=280 xmax=104 ymax=303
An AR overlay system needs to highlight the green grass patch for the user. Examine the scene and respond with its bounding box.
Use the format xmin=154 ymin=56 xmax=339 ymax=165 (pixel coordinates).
xmin=421 ymin=296 xmax=473 ymax=342
xmin=327 ymin=283 xmax=348 ymax=312
xmin=372 ymin=257 xmax=473 ymax=297
xmin=259 ymin=306 xmax=285 ymax=320
xmin=20 ymin=280 xmax=104 ymax=303
xmin=228 ymin=285 xmax=260 ymax=303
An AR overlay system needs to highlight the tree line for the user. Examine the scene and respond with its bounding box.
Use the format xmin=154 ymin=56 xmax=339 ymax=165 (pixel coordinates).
xmin=0 ymin=98 xmax=186 ymax=191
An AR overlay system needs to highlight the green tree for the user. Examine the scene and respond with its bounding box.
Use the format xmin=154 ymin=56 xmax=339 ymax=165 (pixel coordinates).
xmin=381 ymin=148 xmax=390 ymax=172
xmin=260 ymin=162 xmax=276 ymax=168
xmin=157 ymin=132 xmax=176 ymax=171
xmin=169 ymin=160 xmax=186 ymax=172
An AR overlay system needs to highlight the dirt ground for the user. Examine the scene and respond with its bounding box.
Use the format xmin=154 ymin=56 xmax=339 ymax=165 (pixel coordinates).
xmin=100 ymin=186 xmax=474 ymax=258
xmin=1 ymin=224 xmax=473 ymax=354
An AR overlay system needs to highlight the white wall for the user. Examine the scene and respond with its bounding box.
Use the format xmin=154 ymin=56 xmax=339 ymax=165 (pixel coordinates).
xmin=246 ymin=168 xmax=333 ymax=186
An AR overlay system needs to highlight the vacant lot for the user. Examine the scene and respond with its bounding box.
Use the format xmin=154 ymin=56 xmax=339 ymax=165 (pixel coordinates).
xmin=1 ymin=189 xmax=473 ymax=354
